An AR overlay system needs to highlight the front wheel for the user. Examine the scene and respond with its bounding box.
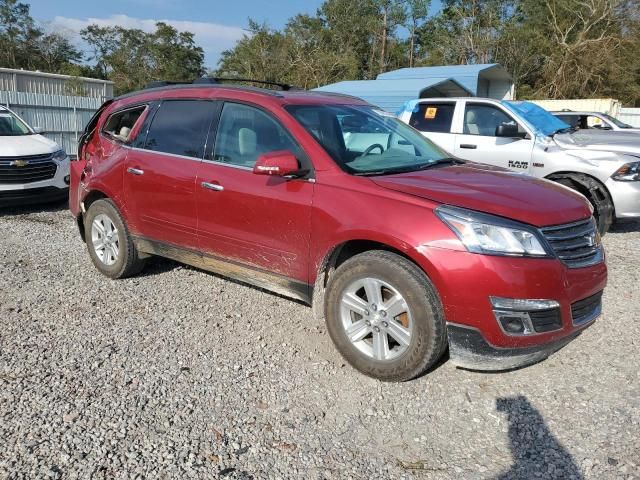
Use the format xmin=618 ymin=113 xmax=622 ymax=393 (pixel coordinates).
xmin=324 ymin=251 xmax=447 ymax=382
xmin=550 ymin=173 xmax=614 ymax=235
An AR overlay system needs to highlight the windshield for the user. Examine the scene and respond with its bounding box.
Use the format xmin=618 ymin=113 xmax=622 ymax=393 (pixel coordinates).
xmin=0 ymin=109 xmax=31 ymax=136
xmin=285 ymin=104 xmax=451 ymax=176
xmin=502 ymin=101 xmax=571 ymax=137
xmin=602 ymin=113 xmax=633 ymax=129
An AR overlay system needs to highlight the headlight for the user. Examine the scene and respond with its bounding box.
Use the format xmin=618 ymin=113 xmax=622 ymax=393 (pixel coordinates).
xmin=612 ymin=161 xmax=640 ymax=181
xmin=52 ymin=149 xmax=67 ymax=162
xmin=436 ymin=205 xmax=548 ymax=257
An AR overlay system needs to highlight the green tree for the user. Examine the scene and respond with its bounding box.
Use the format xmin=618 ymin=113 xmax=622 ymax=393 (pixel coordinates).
xmin=404 ymin=0 xmax=430 ymax=67
xmin=81 ymin=22 xmax=205 ymax=95
xmin=0 ymin=0 xmax=81 ymax=72
xmin=217 ymin=20 xmax=291 ymax=83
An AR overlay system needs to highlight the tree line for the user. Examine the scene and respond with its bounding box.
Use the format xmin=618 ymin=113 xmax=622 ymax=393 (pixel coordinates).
xmin=218 ymin=0 xmax=640 ymax=104
xmin=0 ymin=0 xmax=204 ymax=95
xmin=1 ymin=0 xmax=639 ymax=104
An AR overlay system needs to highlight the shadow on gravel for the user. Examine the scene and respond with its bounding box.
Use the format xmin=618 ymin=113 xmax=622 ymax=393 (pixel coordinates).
xmin=0 ymin=198 xmax=68 ymax=217
xmin=608 ymin=219 xmax=640 ymax=234
xmin=495 ymin=396 xmax=583 ymax=480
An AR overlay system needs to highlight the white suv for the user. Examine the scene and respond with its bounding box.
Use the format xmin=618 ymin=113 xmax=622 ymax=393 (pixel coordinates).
xmin=0 ymin=106 xmax=69 ymax=206
xmin=398 ymin=98 xmax=640 ymax=234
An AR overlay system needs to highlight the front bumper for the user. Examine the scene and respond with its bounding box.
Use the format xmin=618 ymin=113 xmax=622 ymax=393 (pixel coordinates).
xmin=415 ymin=245 xmax=607 ymax=370
xmin=0 ymin=156 xmax=70 ymax=206
xmin=606 ymin=177 xmax=640 ymax=219
xmin=447 ymin=322 xmax=588 ymax=371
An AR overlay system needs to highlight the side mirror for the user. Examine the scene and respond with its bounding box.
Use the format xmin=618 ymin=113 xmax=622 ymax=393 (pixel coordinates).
xmin=496 ymin=123 xmax=525 ymax=139
xmin=253 ymin=150 xmax=301 ymax=177
xmin=32 ymin=126 xmax=45 ymax=134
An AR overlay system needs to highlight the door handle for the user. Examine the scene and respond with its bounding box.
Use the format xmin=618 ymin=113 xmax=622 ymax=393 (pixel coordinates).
xmin=459 ymin=144 xmax=477 ymax=149
xmin=201 ymin=181 xmax=224 ymax=192
xmin=127 ymin=167 xmax=144 ymax=175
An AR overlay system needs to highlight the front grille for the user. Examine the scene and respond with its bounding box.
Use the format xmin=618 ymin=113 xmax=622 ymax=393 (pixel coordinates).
xmin=0 ymin=153 xmax=57 ymax=184
xmin=529 ymin=308 xmax=562 ymax=333
xmin=571 ymin=291 xmax=603 ymax=326
xmin=541 ymin=218 xmax=602 ymax=268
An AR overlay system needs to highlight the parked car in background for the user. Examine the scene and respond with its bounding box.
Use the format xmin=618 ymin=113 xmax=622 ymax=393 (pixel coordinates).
xmin=70 ymin=80 xmax=607 ymax=381
xmin=398 ymin=98 xmax=640 ymax=234
xmin=0 ymin=105 xmax=69 ymax=206
xmin=553 ymin=110 xmax=640 ymax=133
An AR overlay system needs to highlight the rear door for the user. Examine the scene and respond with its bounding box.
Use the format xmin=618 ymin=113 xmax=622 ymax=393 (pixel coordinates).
xmin=454 ymin=101 xmax=534 ymax=173
xmin=195 ymin=101 xmax=314 ymax=283
xmin=123 ymin=99 xmax=217 ymax=249
xmin=406 ymin=101 xmax=457 ymax=153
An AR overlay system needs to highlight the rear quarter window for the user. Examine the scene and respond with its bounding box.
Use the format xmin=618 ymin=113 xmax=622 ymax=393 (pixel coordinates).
xmin=409 ymin=103 xmax=455 ymax=133
xmin=102 ymin=106 xmax=146 ymax=143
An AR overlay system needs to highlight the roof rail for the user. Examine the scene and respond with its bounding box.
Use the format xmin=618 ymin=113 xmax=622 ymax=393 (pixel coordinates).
xmin=145 ymin=80 xmax=191 ymax=89
xmin=194 ymin=77 xmax=299 ymax=91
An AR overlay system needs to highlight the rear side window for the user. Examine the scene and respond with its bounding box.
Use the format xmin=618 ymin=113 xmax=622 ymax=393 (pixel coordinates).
xmin=144 ymin=100 xmax=214 ymax=158
xmin=409 ymin=103 xmax=455 ymax=133
xmin=102 ymin=106 xmax=146 ymax=143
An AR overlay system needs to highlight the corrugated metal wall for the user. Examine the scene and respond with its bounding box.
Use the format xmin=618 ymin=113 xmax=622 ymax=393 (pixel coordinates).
xmin=0 ymin=68 xmax=113 ymax=99
xmin=0 ymin=91 xmax=104 ymax=157
xmin=618 ymin=108 xmax=640 ymax=127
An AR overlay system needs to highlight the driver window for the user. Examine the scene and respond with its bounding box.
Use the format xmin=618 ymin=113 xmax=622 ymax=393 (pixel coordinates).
xmin=463 ymin=104 xmax=523 ymax=137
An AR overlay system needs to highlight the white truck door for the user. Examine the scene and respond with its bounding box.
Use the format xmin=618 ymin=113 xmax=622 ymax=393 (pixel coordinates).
xmin=403 ymin=101 xmax=457 ymax=154
xmin=453 ymin=101 xmax=534 ymax=173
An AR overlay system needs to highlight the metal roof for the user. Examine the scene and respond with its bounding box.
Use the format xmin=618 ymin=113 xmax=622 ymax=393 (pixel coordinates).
xmin=377 ymin=64 xmax=511 ymax=101
xmin=314 ymin=77 xmax=472 ymax=112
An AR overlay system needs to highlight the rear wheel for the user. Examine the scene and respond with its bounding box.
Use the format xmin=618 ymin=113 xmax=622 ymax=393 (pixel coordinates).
xmin=324 ymin=251 xmax=447 ymax=382
xmin=84 ymin=199 xmax=146 ymax=279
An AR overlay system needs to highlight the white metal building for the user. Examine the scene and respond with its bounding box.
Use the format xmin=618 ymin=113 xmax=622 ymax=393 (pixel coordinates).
xmin=0 ymin=68 xmax=113 ymax=99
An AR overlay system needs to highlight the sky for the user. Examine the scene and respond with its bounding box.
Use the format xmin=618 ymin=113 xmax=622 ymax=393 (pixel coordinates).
xmin=27 ymin=0 xmax=327 ymax=69
xmin=27 ymin=0 xmax=442 ymax=70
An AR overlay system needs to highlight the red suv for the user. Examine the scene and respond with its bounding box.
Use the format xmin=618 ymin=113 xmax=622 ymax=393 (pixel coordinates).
xmin=70 ymin=80 xmax=607 ymax=381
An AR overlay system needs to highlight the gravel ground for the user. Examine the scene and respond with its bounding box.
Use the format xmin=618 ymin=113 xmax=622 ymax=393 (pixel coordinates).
xmin=0 ymin=201 xmax=638 ymax=480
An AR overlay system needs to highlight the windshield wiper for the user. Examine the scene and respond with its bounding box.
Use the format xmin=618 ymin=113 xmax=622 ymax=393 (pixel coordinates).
xmin=353 ymin=158 xmax=463 ymax=177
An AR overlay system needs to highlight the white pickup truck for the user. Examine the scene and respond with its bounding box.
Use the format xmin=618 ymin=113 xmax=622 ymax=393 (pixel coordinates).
xmin=397 ymin=98 xmax=640 ymax=234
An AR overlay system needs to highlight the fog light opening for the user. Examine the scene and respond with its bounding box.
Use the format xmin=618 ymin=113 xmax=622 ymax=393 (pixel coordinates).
xmin=64 ymin=175 xmax=70 ymax=185
xmin=501 ymin=316 xmax=526 ymax=334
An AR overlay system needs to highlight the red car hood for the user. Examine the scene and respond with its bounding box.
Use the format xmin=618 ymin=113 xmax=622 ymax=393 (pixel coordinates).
xmin=372 ymin=162 xmax=591 ymax=227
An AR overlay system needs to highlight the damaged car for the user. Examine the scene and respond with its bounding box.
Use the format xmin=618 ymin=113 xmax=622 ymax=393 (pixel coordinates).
xmin=70 ymin=80 xmax=607 ymax=381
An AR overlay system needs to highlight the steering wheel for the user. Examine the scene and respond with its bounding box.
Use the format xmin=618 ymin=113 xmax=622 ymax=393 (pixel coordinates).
xmin=362 ymin=144 xmax=385 ymax=156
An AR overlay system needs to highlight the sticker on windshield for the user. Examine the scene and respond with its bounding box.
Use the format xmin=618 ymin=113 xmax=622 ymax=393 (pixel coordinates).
xmin=424 ymin=107 xmax=437 ymax=119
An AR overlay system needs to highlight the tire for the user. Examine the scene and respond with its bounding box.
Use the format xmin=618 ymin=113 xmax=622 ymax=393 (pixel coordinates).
xmin=550 ymin=173 xmax=614 ymax=235
xmin=84 ymin=198 xmax=146 ymax=279
xmin=324 ymin=250 xmax=447 ymax=382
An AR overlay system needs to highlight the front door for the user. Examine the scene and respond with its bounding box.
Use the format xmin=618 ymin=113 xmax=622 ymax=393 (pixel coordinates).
xmin=196 ymin=101 xmax=314 ymax=283
xmin=454 ymin=102 xmax=534 ymax=173
xmin=123 ymin=99 xmax=216 ymax=249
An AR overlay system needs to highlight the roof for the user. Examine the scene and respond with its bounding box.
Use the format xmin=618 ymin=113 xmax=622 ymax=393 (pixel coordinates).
xmin=376 ymin=64 xmax=511 ymax=101
xmin=0 ymin=67 xmax=113 ymax=85
xmin=112 ymin=83 xmax=369 ymax=108
xmin=314 ymin=78 xmax=473 ymax=112
xmin=314 ymin=64 xmax=513 ymax=112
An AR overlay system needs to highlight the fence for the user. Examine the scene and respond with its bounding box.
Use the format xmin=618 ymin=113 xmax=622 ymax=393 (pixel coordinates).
xmin=618 ymin=108 xmax=640 ymax=128
xmin=0 ymin=90 xmax=104 ymax=158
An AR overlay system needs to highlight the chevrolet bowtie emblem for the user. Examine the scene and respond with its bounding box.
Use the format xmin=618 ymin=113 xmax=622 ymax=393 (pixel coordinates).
xmin=10 ymin=159 xmax=29 ymax=167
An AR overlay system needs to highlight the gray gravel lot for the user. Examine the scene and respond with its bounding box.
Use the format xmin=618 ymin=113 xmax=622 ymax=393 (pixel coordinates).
xmin=0 ymin=202 xmax=638 ymax=480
